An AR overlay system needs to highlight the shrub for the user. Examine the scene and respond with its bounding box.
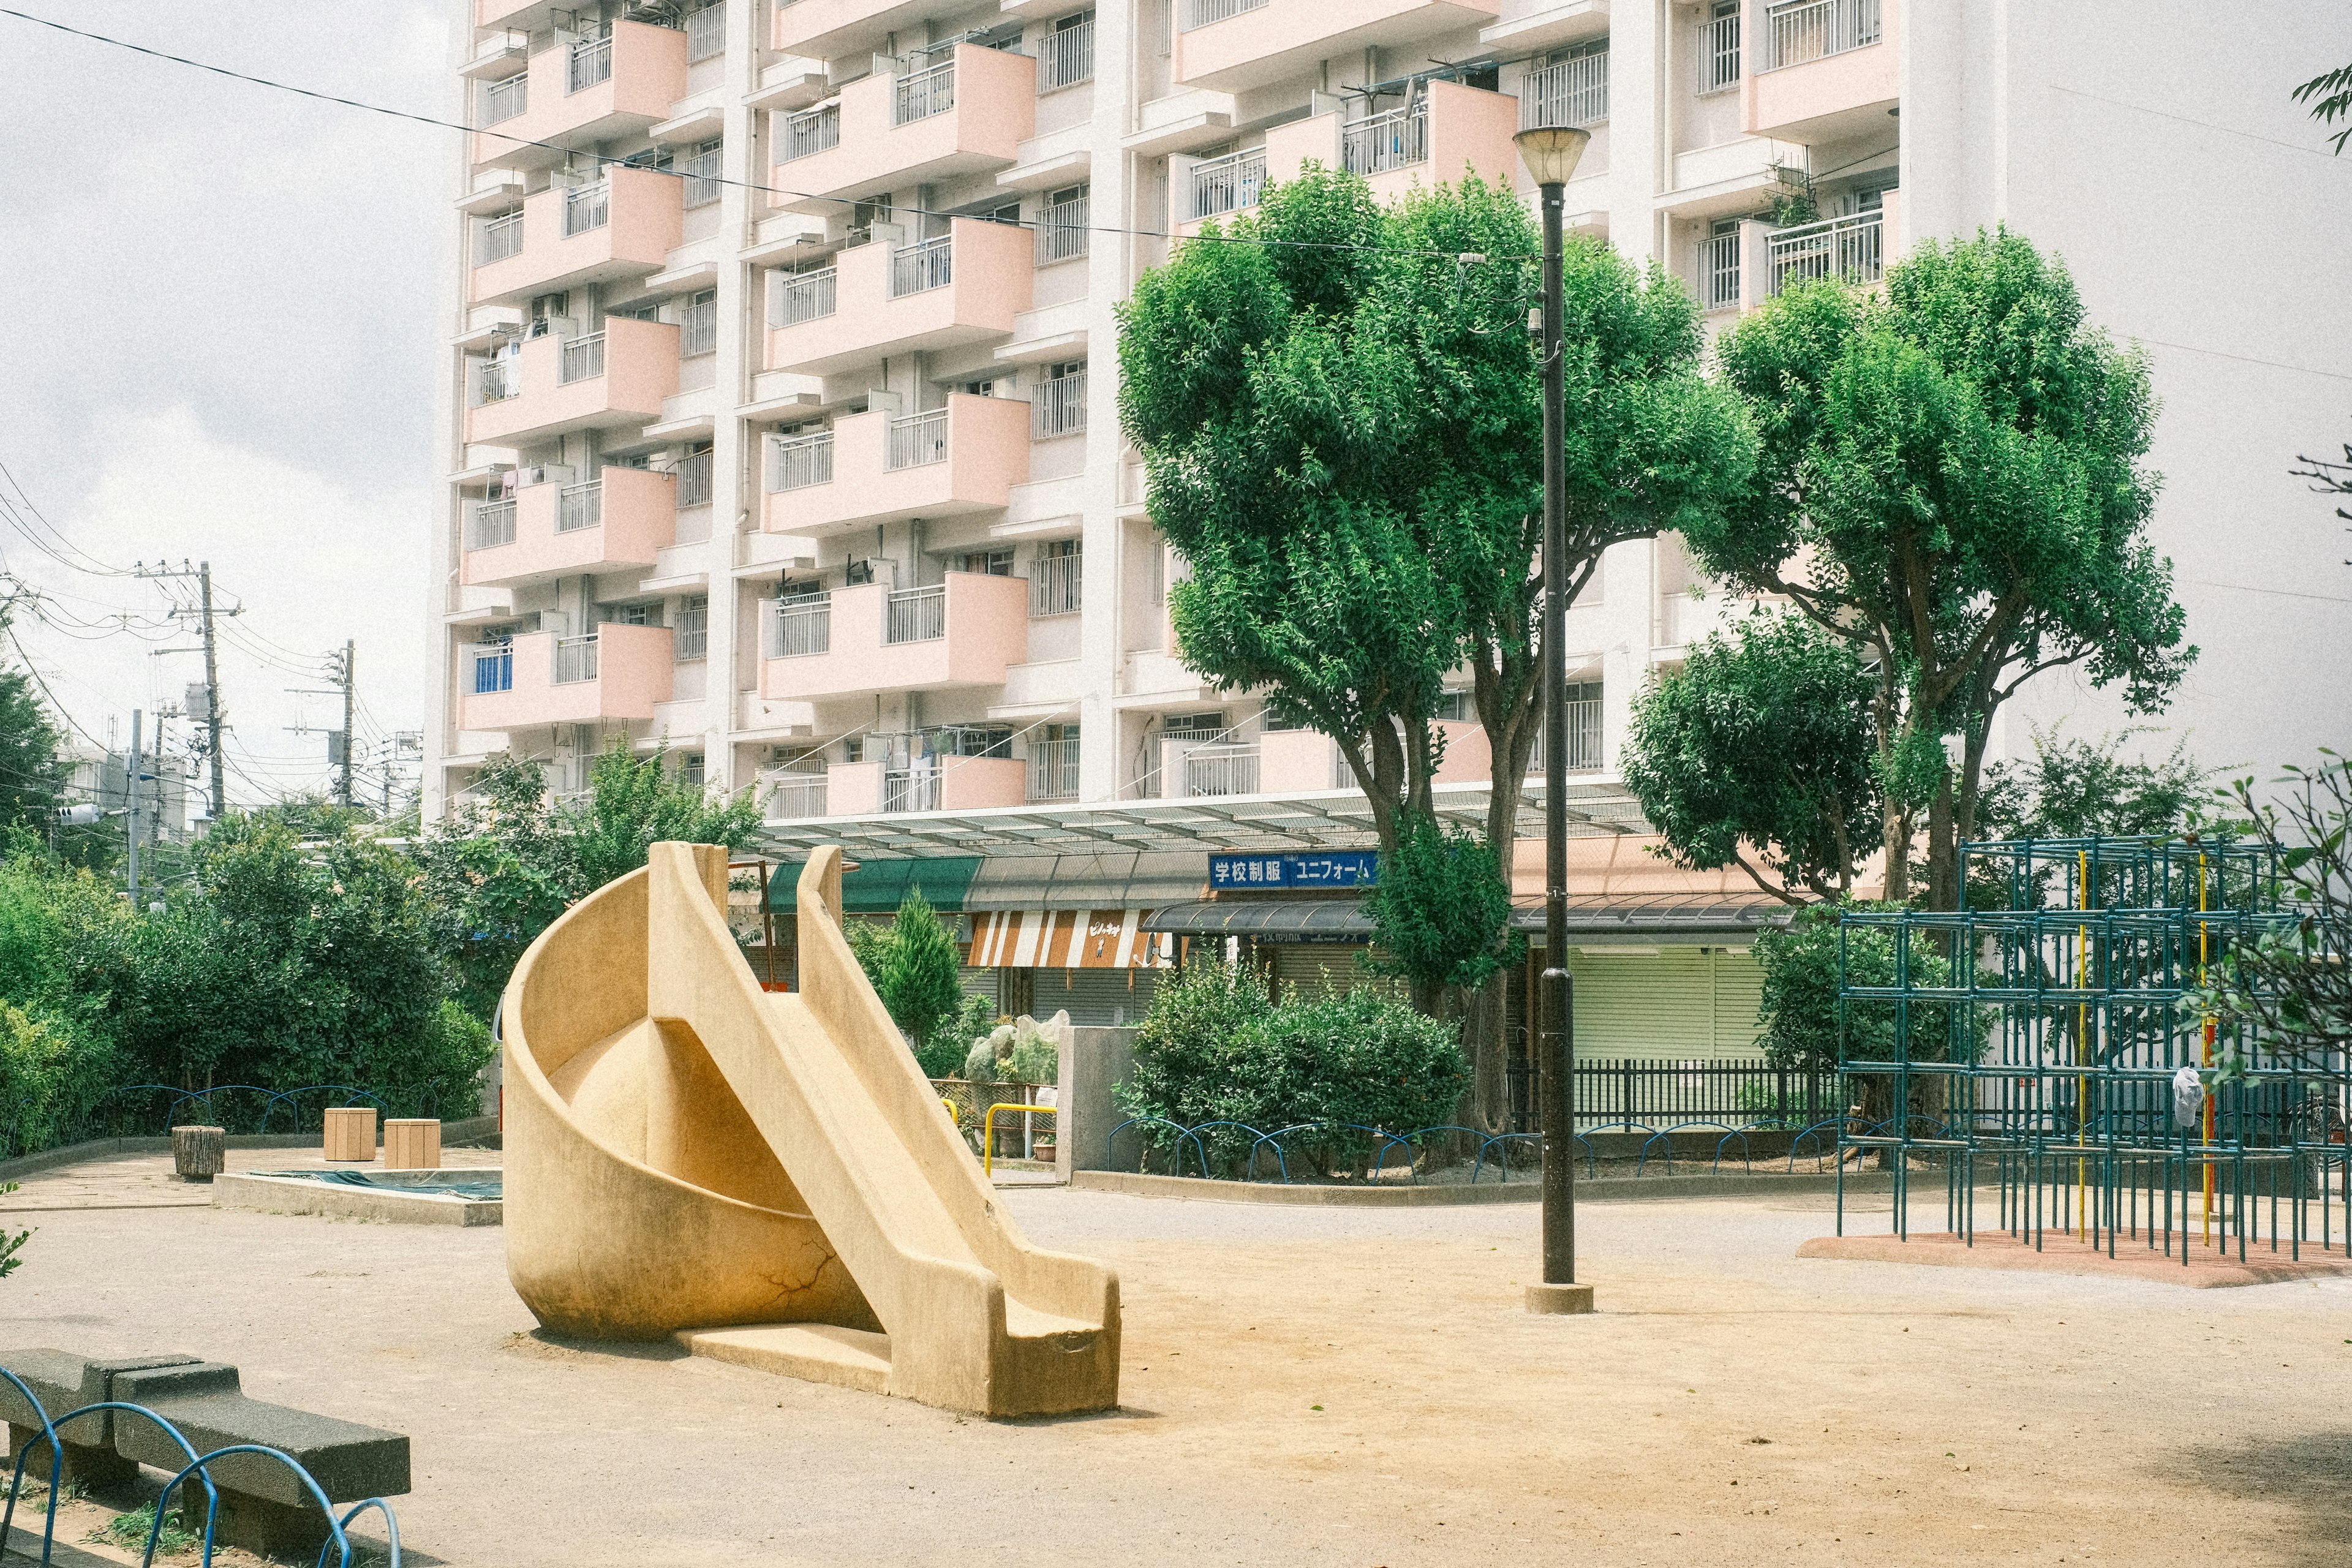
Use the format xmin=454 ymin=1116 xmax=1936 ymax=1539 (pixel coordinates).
xmin=922 ymin=992 xmax=999 ymax=1080
xmin=0 ymin=1002 xmax=117 ymax=1160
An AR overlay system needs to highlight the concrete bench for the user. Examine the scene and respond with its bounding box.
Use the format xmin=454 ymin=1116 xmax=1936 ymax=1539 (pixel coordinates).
xmin=0 ymin=1349 xmax=409 ymax=1555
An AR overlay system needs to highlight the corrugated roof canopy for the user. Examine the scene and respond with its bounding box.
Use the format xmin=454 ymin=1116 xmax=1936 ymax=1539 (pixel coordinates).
xmin=763 ymin=854 xmax=983 ymax=913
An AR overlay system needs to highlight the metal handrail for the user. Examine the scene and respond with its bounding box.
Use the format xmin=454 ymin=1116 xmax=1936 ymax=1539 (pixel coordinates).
xmin=475 ymin=356 xmax=519 ymax=404
xmin=466 ymin=500 xmax=517 ymax=551
xmin=885 ymin=584 xmax=947 ymax=644
xmin=1702 ymin=229 xmax=1741 ymax=310
xmin=894 ymin=58 xmax=957 ymax=125
xmin=1035 ymin=192 xmax=1089 ymax=263
xmin=680 ymin=145 xmax=723 ymax=208
xmin=562 ymin=181 xmax=609 ymax=236
xmin=1028 ymin=736 xmax=1080 ymax=801
xmin=890 ymin=235 xmax=954 ymax=297
xmin=1031 ymin=372 xmax=1087 ymax=438
xmin=767 ymin=772 xmax=829 ymax=818
xmin=559 ymin=332 xmax=605 ymax=384
xmin=475 ymin=209 xmax=525 ymax=265
xmin=567 ymin=34 xmax=613 ymax=92
xmin=679 ymin=297 xmax=718 ymax=357
xmin=1182 ymin=0 xmax=1266 ymax=30
xmin=884 ymin=766 xmax=942 ymax=813
xmin=1764 ymin=0 xmax=1881 ymax=70
xmin=552 ymin=633 xmax=600 ymax=684
xmin=1341 ymin=105 xmax=1427 ymax=176
xmin=685 ymin=2 xmax=725 ymax=61
xmin=1038 ymin=18 xmax=1095 ymax=89
xmin=556 ymin=480 xmax=602 ymax=533
xmin=886 ymin=409 xmax=948 ymax=470
xmin=1700 ymin=10 xmax=1741 ymax=92
xmin=1182 ymin=742 xmax=1259 ymax=797
xmin=676 ymin=448 xmax=714 ymax=508
xmin=764 ymin=592 xmax=831 ymax=657
xmin=472 ymin=646 xmax=513 ymax=693
xmin=1766 ymin=208 xmax=1885 ymax=295
xmin=767 ymin=430 xmax=834 ymax=491
xmin=1188 ymin=148 xmax=1265 ymax=220
xmin=776 ymin=267 xmax=837 ymax=325
xmin=780 ymin=102 xmax=840 ymax=161
xmin=1029 ymin=549 xmax=1082 ymax=614
xmin=1521 ymin=50 xmax=1609 ymax=129
xmin=482 ymin=70 xmax=527 ymax=124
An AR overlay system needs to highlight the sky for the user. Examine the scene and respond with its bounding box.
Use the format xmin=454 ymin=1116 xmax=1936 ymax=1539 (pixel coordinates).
xmin=0 ymin=2 xmax=453 ymax=809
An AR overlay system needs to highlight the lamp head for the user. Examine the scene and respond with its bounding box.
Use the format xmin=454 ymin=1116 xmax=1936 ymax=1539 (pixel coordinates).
xmin=1513 ymin=124 xmax=1591 ymax=189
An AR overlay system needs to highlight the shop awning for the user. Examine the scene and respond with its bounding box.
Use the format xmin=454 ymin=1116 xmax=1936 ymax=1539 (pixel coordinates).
xmin=1142 ymin=900 xmax=1376 ymax=940
xmin=970 ymin=908 xmax=1175 ymax=968
xmin=763 ymin=854 xmax=983 ymax=914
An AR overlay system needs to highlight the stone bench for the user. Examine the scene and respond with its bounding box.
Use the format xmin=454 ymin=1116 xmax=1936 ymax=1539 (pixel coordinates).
xmin=0 ymin=1349 xmax=409 ymax=1555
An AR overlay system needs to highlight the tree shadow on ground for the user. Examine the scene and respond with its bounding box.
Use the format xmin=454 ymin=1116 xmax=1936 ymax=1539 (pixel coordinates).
xmin=2170 ymin=1428 xmax=2352 ymax=1567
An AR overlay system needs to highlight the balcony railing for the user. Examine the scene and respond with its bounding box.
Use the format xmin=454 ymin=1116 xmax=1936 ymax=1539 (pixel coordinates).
xmin=556 ymin=480 xmax=603 ymax=533
xmin=476 ymin=356 xmax=519 ymax=404
xmin=890 ymin=235 xmax=954 ymax=297
xmin=559 ymin=332 xmax=606 ymax=383
xmin=1341 ymin=105 xmax=1427 ymax=177
xmin=894 ymin=59 xmax=956 ymax=125
xmin=1703 ymin=230 xmax=1741 ymax=310
xmin=685 ymin=2 xmax=725 ymax=61
xmin=1763 ymin=0 xmax=1881 ymax=70
xmin=1522 ymin=51 xmax=1609 ymax=129
xmin=483 ymin=72 xmax=527 ymax=125
xmin=1029 ymin=737 xmax=1080 ymax=801
xmin=563 ymin=181 xmax=609 ymax=236
xmin=1031 ymin=372 xmax=1086 ymax=439
xmin=885 ymin=584 xmax=947 ymax=644
xmin=884 ymin=767 xmax=941 ymax=813
xmin=467 ymin=499 xmax=518 ymax=550
xmin=473 ymin=645 xmax=514 ymax=694
xmin=675 ymin=600 xmax=709 ymax=658
xmin=681 ymin=145 xmax=722 ymax=208
xmin=1036 ymin=192 xmax=1089 ymax=263
xmin=766 ymin=592 xmax=831 ymax=657
xmin=677 ymin=448 xmax=714 ymax=508
xmin=680 ymin=296 xmax=718 ymax=357
xmin=781 ymin=103 xmax=840 ymax=162
xmin=1529 ymin=698 xmax=1605 ymax=772
xmin=1182 ymin=0 xmax=1267 ymax=30
xmin=1188 ymin=148 xmax=1265 ymax=221
xmin=1767 ymin=209 xmax=1884 ymax=294
xmin=776 ymin=267 xmax=837 ymax=325
xmin=1183 ymin=743 xmax=1259 ymax=797
xmin=1038 ymin=19 xmax=1095 ymax=89
xmin=886 ymin=409 xmax=948 ymax=470
xmin=1700 ymin=11 xmax=1741 ymax=92
xmin=768 ymin=771 xmax=828 ymax=818
xmin=767 ymin=430 xmax=835 ymax=491
xmin=552 ymin=633 xmax=601 ymax=685
xmin=568 ymin=36 xmax=614 ymax=92
xmin=475 ymin=209 xmax=525 ymax=265
xmin=1030 ymin=551 xmax=1081 ymax=616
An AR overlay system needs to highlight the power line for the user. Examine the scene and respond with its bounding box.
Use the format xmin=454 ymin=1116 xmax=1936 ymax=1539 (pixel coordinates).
xmin=0 ymin=7 xmax=1542 ymax=265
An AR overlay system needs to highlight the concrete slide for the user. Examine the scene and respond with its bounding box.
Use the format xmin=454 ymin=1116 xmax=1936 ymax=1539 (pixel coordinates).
xmin=501 ymin=842 xmax=1120 ymax=1417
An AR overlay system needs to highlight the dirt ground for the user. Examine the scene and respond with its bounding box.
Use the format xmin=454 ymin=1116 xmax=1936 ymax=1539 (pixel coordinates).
xmin=0 ymin=1156 xmax=2345 ymax=1566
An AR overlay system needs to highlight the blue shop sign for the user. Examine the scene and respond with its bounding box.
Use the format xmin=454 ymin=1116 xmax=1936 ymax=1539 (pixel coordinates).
xmin=1208 ymin=851 xmax=1381 ymax=890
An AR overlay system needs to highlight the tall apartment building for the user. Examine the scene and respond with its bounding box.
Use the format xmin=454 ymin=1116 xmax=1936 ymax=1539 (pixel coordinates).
xmin=426 ymin=1 xmax=2350 ymax=1054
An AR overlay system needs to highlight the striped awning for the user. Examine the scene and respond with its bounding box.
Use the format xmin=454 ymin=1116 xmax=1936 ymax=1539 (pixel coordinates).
xmin=969 ymin=909 xmax=1175 ymax=969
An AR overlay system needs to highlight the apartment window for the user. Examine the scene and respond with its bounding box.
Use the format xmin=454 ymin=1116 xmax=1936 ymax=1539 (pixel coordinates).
xmin=1181 ymin=0 xmax=1267 ymax=31
xmin=680 ymin=289 xmax=718 ymax=358
xmin=1039 ymin=12 xmax=1096 ymax=90
xmin=1522 ymin=39 xmax=1609 ymax=130
xmin=1036 ymin=183 xmax=1090 ymax=264
xmin=1701 ymin=0 xmax=1741 ymax=93
xmin=472 ymin=642 xmax=514 ymax=695
xmin=677 ymin=442 xmax=715 ymax=507
xmin=1030 ymin=722 xmax=1080 ymax=801
xmin=1436 ymin=689 xmax=1474 ymax=723
xmin=1703 ymin=217 xmax=1743 ymax=311
xmin=681 ymin=138 xmax=723 ymax=208
xmin=675 ymin=595 xmax=709 ymax=660
xmin=1032 ymin=361 xmax=1087 ymax=439
xmin=603 ymin=603 xmax=655 ymax=628
xmin=960 ymin=378 xmax=1002 ymax=398
xmin=927 ymin=724 xmax=1013 ymax=759
xmin=679 ymin=752 xmax=707 ymax=788
xmin=1164 ymin=712 xmax=1225 ymax=742
xmin=1030 ymin=539 xmax=1081 ymax=617
xmin=1764 ymin=0 xmax=1882 ymax=71
xmin=1528 ymin=682 xmax=1605 ymax=772
xmin=956 ymin=549 xmax=1015 ymax=576
xmin=684 ymin=1 xmax=726 ymax=62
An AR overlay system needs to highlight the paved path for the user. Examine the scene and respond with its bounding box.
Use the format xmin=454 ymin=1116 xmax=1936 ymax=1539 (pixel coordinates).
xmin=0 ymin=1177 xmax=2343 ymax=1566
xmin=0 ymin=1147 xmax=503 ymax=1213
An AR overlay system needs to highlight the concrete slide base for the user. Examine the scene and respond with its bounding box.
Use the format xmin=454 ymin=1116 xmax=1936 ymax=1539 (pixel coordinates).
xmin=676 ymin=1324 xmax=892 ymax=1395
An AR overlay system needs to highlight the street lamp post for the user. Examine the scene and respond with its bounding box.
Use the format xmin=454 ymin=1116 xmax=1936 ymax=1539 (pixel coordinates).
xmin=1514 ymin=123 xmax=1596 ymax=1316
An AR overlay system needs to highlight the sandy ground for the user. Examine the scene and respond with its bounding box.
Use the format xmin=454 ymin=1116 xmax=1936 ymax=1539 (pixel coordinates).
xmin=0 ymin=1158 xmax=2344 ymax=1566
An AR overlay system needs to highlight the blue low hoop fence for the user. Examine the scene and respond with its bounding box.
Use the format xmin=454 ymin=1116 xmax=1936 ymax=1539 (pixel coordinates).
xmin=0 ymin=1368 xmax=399 ymax=1568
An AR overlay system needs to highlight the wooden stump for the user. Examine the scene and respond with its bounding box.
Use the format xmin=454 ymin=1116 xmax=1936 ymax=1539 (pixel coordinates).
xmin=171 ymin=1125 xmax=225 ymax=1183
xmin=383 ymin=1119 xmax=442 ymax=1170
xmin=322 ymin=1106 xmax=377 ymax=1163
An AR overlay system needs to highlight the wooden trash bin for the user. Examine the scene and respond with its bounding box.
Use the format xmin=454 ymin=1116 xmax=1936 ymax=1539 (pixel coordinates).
xmin=383 ymin=1119 xmax=442 ymax=1171
xmin=322 ymin=1106 xmax=377 ymax=1163
xmin=172 ymin=1126 xmax=226 ymax=1183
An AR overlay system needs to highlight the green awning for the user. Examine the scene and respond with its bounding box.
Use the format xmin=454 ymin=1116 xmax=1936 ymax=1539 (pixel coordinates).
xmin=763 ymin=855 xmax=984 ymax=914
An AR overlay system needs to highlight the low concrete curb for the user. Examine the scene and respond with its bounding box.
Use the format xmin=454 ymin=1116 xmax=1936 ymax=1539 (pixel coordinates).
xmin=1068 ymin=1169 xmax=1904 ymax=1206
xmin=0 ymin=1117 xmax=500 ymax=1185
xmin=211 ymin=1172 xmax=502 ymax=1227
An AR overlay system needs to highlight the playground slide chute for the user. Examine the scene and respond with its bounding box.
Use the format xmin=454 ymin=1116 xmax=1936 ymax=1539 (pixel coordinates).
xmin=502 ymin=842 xmax=1120 ymax=1417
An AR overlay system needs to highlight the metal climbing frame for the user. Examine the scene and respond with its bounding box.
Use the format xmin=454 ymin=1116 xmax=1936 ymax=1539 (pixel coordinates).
xmin=1833 ymin=835 xmax=2350 ymax=1262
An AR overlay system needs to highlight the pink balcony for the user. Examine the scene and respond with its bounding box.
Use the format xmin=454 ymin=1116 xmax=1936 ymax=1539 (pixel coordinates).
xmin=773 ymin=46 xmax=1035 ymax=215
xmin=471 ymin=20 xmax=687 ymax=171
xmin=772 ymin=0 xmax=948 ymax=67
xmin=465 ymin=317 xmax=679 ymax=448
xmin=1259 ymin=729 xmax=1341 ymax=793
xmin=467 ymin=166 xmax=681 ymax=307
xmin=460 ymin=624 xmax=675 ymax=733
xmin=461 ymin=467 xmax=676 ymax=590
xmin=1433 ymin=718 xmax=1487 ymax=784
xmin=763 ymin=394 xmax=1030 ymax=535
xmin=760 ymin=573 xmax=1029 ymax=702
xmin=1175 ymin=0 xmax=1499 ymax=96
xmin=1744 ymin=0 xmax=1899 ymax=144
xmin=767 ymin=219 xmax=1033 ymax=377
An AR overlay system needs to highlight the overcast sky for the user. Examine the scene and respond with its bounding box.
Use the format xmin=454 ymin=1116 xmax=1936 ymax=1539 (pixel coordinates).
xmin=0 ymin=2 xmax=451 ymax=809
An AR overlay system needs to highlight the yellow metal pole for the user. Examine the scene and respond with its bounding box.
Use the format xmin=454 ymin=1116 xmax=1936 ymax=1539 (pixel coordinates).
xmin=982 ymin=1102 xmax=1055 ymax=1179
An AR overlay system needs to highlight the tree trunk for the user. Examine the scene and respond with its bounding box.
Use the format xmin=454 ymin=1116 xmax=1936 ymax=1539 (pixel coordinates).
xmin=1464 ymin=969 xmax=1509 ymax=1133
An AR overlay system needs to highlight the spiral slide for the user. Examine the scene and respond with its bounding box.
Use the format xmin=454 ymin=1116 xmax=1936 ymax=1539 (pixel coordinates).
xmin=500 ymin=842 xmax=1120 ymax=1417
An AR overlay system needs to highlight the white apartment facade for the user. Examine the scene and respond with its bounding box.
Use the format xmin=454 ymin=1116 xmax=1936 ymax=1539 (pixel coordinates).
xmin=424 ymin=0 xmax=2351 ymax=1044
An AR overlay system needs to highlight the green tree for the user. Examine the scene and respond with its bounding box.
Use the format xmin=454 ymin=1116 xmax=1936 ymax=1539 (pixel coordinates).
xmin=1362 ymin=811 xmax=1519 ymax=1013
xmin=567 ymin=742 xmax=763 ymax=892
xmin=1687 ymin=228 xmax=2191 ymax=910
xmin=0 ymin=658 xmax=67 ymax=843
xmin=1623 ymin=612 xmax=1879 ymax=903
xmin=2294 ymin=60 xmax=2352 ymax=153
xmin=876 ymin=890 xmax=963 ymax=1061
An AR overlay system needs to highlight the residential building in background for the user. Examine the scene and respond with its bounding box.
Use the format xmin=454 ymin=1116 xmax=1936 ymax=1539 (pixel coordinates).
xmin=426 ymin=0 xmax=2351 ymax=1072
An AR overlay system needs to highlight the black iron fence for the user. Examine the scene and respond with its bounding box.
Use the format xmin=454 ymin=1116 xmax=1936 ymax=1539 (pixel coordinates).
xmin=1506 ymin=1057 xmax=1842 ymax=1134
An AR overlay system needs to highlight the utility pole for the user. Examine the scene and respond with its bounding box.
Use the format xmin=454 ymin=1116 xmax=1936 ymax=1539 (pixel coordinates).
xmin=139 ymin=559 xmax=233 ymax=823
xmin=337 ymin=639 xmax=355 ymax=808
xmin=126 ymin=708 xmax=143 ymax=899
